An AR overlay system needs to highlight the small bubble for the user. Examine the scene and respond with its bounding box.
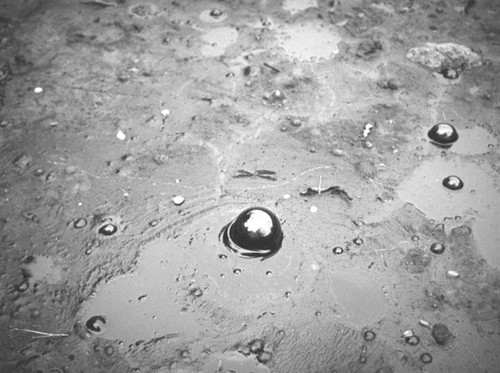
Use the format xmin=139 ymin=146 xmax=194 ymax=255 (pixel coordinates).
xmin=149 ymin=220 xmax=158 ymax=227
xmin=220 ymin=273 xmax=225 ymax=278
xmin=353 ymin=237 xmax=363 ymax=245
xmin=104 ymin=346 xmax=114 ymax=356
xmin=435 ymin=223 xmax=445 ymax=232
xmin=442 ymin=175 xmax=464 ymax=190
xmin=315 ymin=310 xmax=321 ymax=317
xmin=266 ymin=270 xmax=273 ymax=277
xmin=218 ymin=254 xmax=227 ymax=260
xmin=86 ymin=316 xmax=106 ymax=334
xmin=209 ymin=8 xmax=224 ymax=18
xmin=488 ymin=144 xmax=495 ymax=149
xmin=470 ymin=189 xmax=475 ymax=194
xmin=333 ymin=246 xmax=344 ymax=255
xmin=411 ymin=235 xmax=419 ymax=241
xmin=420 ymin=352 xmax=433 ymax=364
xmin=363 ymin=330 xmax=376 ymax=342
xmin=440 ymin=68 xmax=459 ymax=80
xmin=17 ymin=281 xmax=29 ymax=293
xmin=34 ymin=168 xmax=44 ymax=177
xmin=405 ymin=335 xmax=420 ymax=346
xmin=430 ymin=242 xmax=445 ymax=254
xmin=98 ymin=223 xmax=118 ymax=236
xmin=233 ymin=268 xmax=241 ymax=275
xmin=285 ymin=291 xmax=291 ymax=298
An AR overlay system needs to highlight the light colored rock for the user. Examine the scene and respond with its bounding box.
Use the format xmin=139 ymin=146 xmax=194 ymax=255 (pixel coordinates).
xmin=406 ymin=42 xmax=482 ymax=70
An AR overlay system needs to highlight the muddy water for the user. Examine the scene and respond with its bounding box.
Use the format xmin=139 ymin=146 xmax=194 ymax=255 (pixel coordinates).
xmin=81 ymin=240 xmax=202 ymax=345
xmin=20 ymin=255 xmax=62 ymax=285
xmin=200 ymin=27 xmax=239 ymax=58
xmin=397 ymin=157 xmax=500 ymax=269
xmin=452 ymin=127 xmax=498 ymax=155
xmin=275 ymin=23 xmax=341 ymax=61
xmin=2 ymin=0 xmax=500 ymax=372
xmin=82 ymin=200 xmax=387 ymax=345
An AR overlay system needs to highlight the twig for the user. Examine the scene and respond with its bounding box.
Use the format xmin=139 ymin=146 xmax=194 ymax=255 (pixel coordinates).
xmin=11 ymin=327 xmax=69 ymax=339
xmin=263 ymin=62 xmax=281 ymax=73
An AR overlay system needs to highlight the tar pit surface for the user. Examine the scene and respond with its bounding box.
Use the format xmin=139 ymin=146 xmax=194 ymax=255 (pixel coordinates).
xmin=0 ymin=0 xmax=500 ymax=372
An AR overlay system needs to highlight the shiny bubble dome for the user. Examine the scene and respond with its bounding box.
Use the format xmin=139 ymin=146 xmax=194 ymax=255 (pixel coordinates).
xmin=219 ymin=207 xmax=283 ymax=259
xmin=428 ymin=123 xmax=459 ymax=147
xmin=442 ymin=175 xmax=464 ymax=190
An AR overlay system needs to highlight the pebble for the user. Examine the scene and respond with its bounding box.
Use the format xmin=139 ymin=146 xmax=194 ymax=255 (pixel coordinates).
xmin=257 ymin=351 xmax=272 ymax=364
xmin=310 ymin=205 xmax=318 ymax=213
xmin=13 ymin=154 xmax=32 ymax=169
xmin=116 ymin=130 xmax=126 ymax=140
xmin=446 ymin=270 xmax=460 ymax=278
xmin=432 ymin=323 xmax=452 ymax=345
xmin=73 ymin=218 xmax=87 ymax=229
xmin=249 ymin=339 xmax=264 ymax=354
xmin=172 ymin=195 xmax=185 ymax=205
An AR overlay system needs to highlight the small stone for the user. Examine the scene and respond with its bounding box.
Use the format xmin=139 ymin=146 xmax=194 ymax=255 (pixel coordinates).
xmin=13 ymin=154 xmax=32 ymax=169
xmin=257 ymin=351 xmax=272 ymax=364
xmin=432 ymin=323 xmax=452 ymax=345
xmin=446 ymin=270 xmax=460 ymax=278
xmin=172 ymin=195 xmax=185 ymax=205
xmin=405 ymin=335 xmax=420 ymax=346
xmin=237 ymin=344 xmax=251 ymax=356
xmin=310 ymin=205 xmax=318 ymax=213
xmin=249 ymin=339 xmax=264 ymax=354
xmin=73 ymin=218 xmax=87 ymax=229
xmin=116 ymin=130 xmax=126 ymax=140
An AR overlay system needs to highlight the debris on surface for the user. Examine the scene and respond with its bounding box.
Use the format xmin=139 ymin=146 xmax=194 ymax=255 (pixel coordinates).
xmin=299 ymin=185 xmax=352 ymax=203
xmin=232 ymin=169 xmax=278 ymax=181
xmin=406 ymin=43 xmax=482 ymax=71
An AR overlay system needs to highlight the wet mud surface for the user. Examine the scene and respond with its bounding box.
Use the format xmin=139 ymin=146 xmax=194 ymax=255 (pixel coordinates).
xmin=1 ymin=0 xmax=500 ymax=372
